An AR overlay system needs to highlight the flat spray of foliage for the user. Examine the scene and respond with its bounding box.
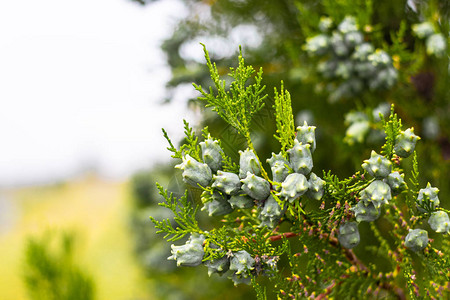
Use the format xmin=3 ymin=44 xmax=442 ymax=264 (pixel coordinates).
xmin=23 ymin=231 xmax=95 ymax=300
xmin=152 ymin=47 xmax=449 ymax=299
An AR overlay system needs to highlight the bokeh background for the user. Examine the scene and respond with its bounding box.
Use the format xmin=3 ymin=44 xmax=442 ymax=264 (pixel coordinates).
xmin=0 ymin=1 xmax=193 ymax=299
xmin=1 ymin=0 xmax=448 ymax=299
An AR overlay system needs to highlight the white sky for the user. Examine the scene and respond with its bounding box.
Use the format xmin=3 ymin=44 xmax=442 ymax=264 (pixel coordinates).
xmin=0 ymin=0 xmax=199 ymax=186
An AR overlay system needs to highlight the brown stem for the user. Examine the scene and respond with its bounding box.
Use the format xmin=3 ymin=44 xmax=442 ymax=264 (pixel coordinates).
xmin=268 ymin=232 xmax=299 ymax=242
xmin=381 ymin=282 xmax=406 ymax=300
xmin=268 ymin=209 xmax=405 ymax=299
xmin=316 ymin=281 xmax=336 ymax=300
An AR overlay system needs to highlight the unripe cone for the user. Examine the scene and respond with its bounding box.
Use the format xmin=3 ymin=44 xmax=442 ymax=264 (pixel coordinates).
xmin=417 ymin=182 xmax=440 ymax=212
xmin=205 ymin=256 xmax=230 ymax=276
xmin=230 ymin=273 xmax=251 ymax=286
xmin=304 ymin=34 xmax=330 ymax=56
xmin=345 ymin=119 xmax=370 ymax=145
xmin=359 ymin=180 xmax=392 ymax=209
xmin=352 ymin=43 xmax=375 ymax=61
xmin=228 ymin=194 xmax=254 ymax=209
xmin=428 ymin=211 xmax=450 ymax=233
xmin=331 ymin=31 xmax=350 ymax=57
xmin=412 ymin=22 xmax=435 ymax=38
xmin=267 ymin=153 xmax=290 ymax=183
xmin=201 ymin=191 xmax=233 ymax=216
xmin=212 ymin=171 xmax=241 ymax=195
xmin=239 ymin=149 xmax=261 ymax=178
xmin=200 ymin=137 xmax=223 ymax=173
xmin=287 ymin=140 xmax=313 ymax=175
xmin=306 ymin=172 xmax=325 ymax=201
xmin=338 ymin=16 xmax=358 ymax=34
xmin=351 ymin=200 xmax=380 ymax=222
xmin=259 ymin=194 xmax=283 ymax=228
xmin=394 ymin=128 xmax=420 ymax=158
xmin=338 ymin=222 xmax=360 ymax=249
xmin=278 ymin=173 xmax=308 ymax=203
xmin=362 ymin=151 xmax=392 ymax=179
xmin=426 ymin=33 xmax=447 ymax=57
xmin=168 ymin=233 xmax=205 ymax=267
xmin=175 ymin=154 xmax=212 ymax=187
xmin=344 ymin=31 xmax=363 ymax=48
xmin=296 ymin=121 xmax=317 ymax=152
xmin=405 ymin=229 xmax=428 ymax=252
xmin=384 ymin=171 xmax=407 ymax=195
xmin=229 ymin=250 xmax=255 ymax=275
xmin=241 ymin=172 xmax=271 ymax=200
xmin=319 ymin=16 xmax=333 ymax=32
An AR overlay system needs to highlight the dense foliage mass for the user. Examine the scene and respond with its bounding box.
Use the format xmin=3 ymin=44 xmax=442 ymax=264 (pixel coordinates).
xmin=151 ymin=46 xmax=449 ymax=299
xmin=23 ymin=232 xmax=95 ymax=300
xmin=125 ymin=0 xmax=449 ymax=298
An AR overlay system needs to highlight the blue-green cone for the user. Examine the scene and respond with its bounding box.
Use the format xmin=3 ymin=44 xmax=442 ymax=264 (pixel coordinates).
xmin=296 ymin=121 xmax=317 ymax=152
xmin=426 ymin=33 xmax=447 ymax=57
xmin=417 ymin=182 xmax=440 ymax=212
xmin=319 ymin=16 xmax=333 ymax=32
xmin=230 ymin=272 xmax=251 ymax=286
xmin=351 ymin=200 xmax=380 ymax=222
xmin=267 ymin=153 xmax=290 ymax=183
xmin=212 ymin=171 xmax=241 ymax=195
xmin=338 ymin=222 xmax=360 ymax=249
xmin=168 ymin=233 xmax=205 ymax=267
xmin=384 ymin=171 xmax=407 ymax=195
xmin=359 ymin=180 xmax=392 ymax=209
xmin=428 ymin=211 xmax=450 ymax=233
xmin=405 ymin=229 xmax=428 ymax=252
xmin=205 ymin=256 xmax=230 ymax=276
xmin=201 ymin=191 xmax=233 ymax=217
xmin=239 ymin=149 xmax=261 ymax=178
xmin=412 ymin=22 xmax=435 ymax=39
xmin=278 ymin=173 xmax=309 ymax=203
xmin=362 ymin=151 xmax=392 ymax=179
xmin=372 ymin=102 xmax=391 ymax=122
xmin=287 ymin=140 xmax=313 ymax=175
xmin=345 ymin=119 xmax=370 ymax=145
xmin=338 ymin=16 xmax=358 ymax=34
xmin=229 ymin=250 xmax=255 ymax=275
xmin=354 ymin=60 xmax=376 ymax=78
xmin=352 ymin=43 xmax=375 ymax=61
xmin=259 ymin=194 xmax=283 ymax=228
xmin=368 ymin=67 xmax=397 ymax=90
xmin=344 ymin=31 xmax=363 ymax=48
xmin=368 ymin=50 xmax=391 ymax=67
xmin=306 ymin=172 xmax=325 ymax=201
xmin=331 ymin=31 xmax=349 ymax=57
xmin=175 ymin=154 xmax=212 ymax=188
xmin=228 ymin=194 xmax=254 ymax=209
xmin=200 ymin=137 xmax=223 ymax=173
xmin=241 ymin=172 xmax=271 ymax=200
xmin=394 ymin=128 xmax=420 ymax=158
xmin=304 ymin=34 xmax=330 ymax=56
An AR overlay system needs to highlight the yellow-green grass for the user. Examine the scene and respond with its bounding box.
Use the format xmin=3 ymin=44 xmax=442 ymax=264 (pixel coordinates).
xmin=0 ymin=175 xmax=150 ymax=300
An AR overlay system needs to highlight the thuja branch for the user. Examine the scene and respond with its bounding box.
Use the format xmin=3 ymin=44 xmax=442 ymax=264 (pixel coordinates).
xmin=193 ymin=44 xmax=267 ymax=143
xmin=152 ymin=46 xmax=448 ymax=299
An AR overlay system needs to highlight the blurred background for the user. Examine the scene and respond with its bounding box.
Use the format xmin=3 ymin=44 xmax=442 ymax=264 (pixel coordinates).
xmin=0 ymin=0 xmax=193 ymax=299
xmin=0 ymin=0 xmax=448 ymax=299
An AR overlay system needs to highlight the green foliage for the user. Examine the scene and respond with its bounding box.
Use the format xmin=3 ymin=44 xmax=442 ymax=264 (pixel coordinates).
xmin=273 ymin=82 xmax=296 ymax=155
xmin=409 ymin=151 xmax=420 ymax=197
xmin=162 ymin=120 xmax=201 ymax=161
xmin=130 ymin=0 xmax=450 ymax=298
xmin=150 ymin=183 xmax=201 ymax=241
xmin=381 ymin=105 xmax=402 ymax=159
xmin=23 ymin=231 xmax=95 ymax=300
xmin=152 ymin=47 xmax=449 ymax=299
xmin=193 ymin=44 xmax=267 ymax=148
